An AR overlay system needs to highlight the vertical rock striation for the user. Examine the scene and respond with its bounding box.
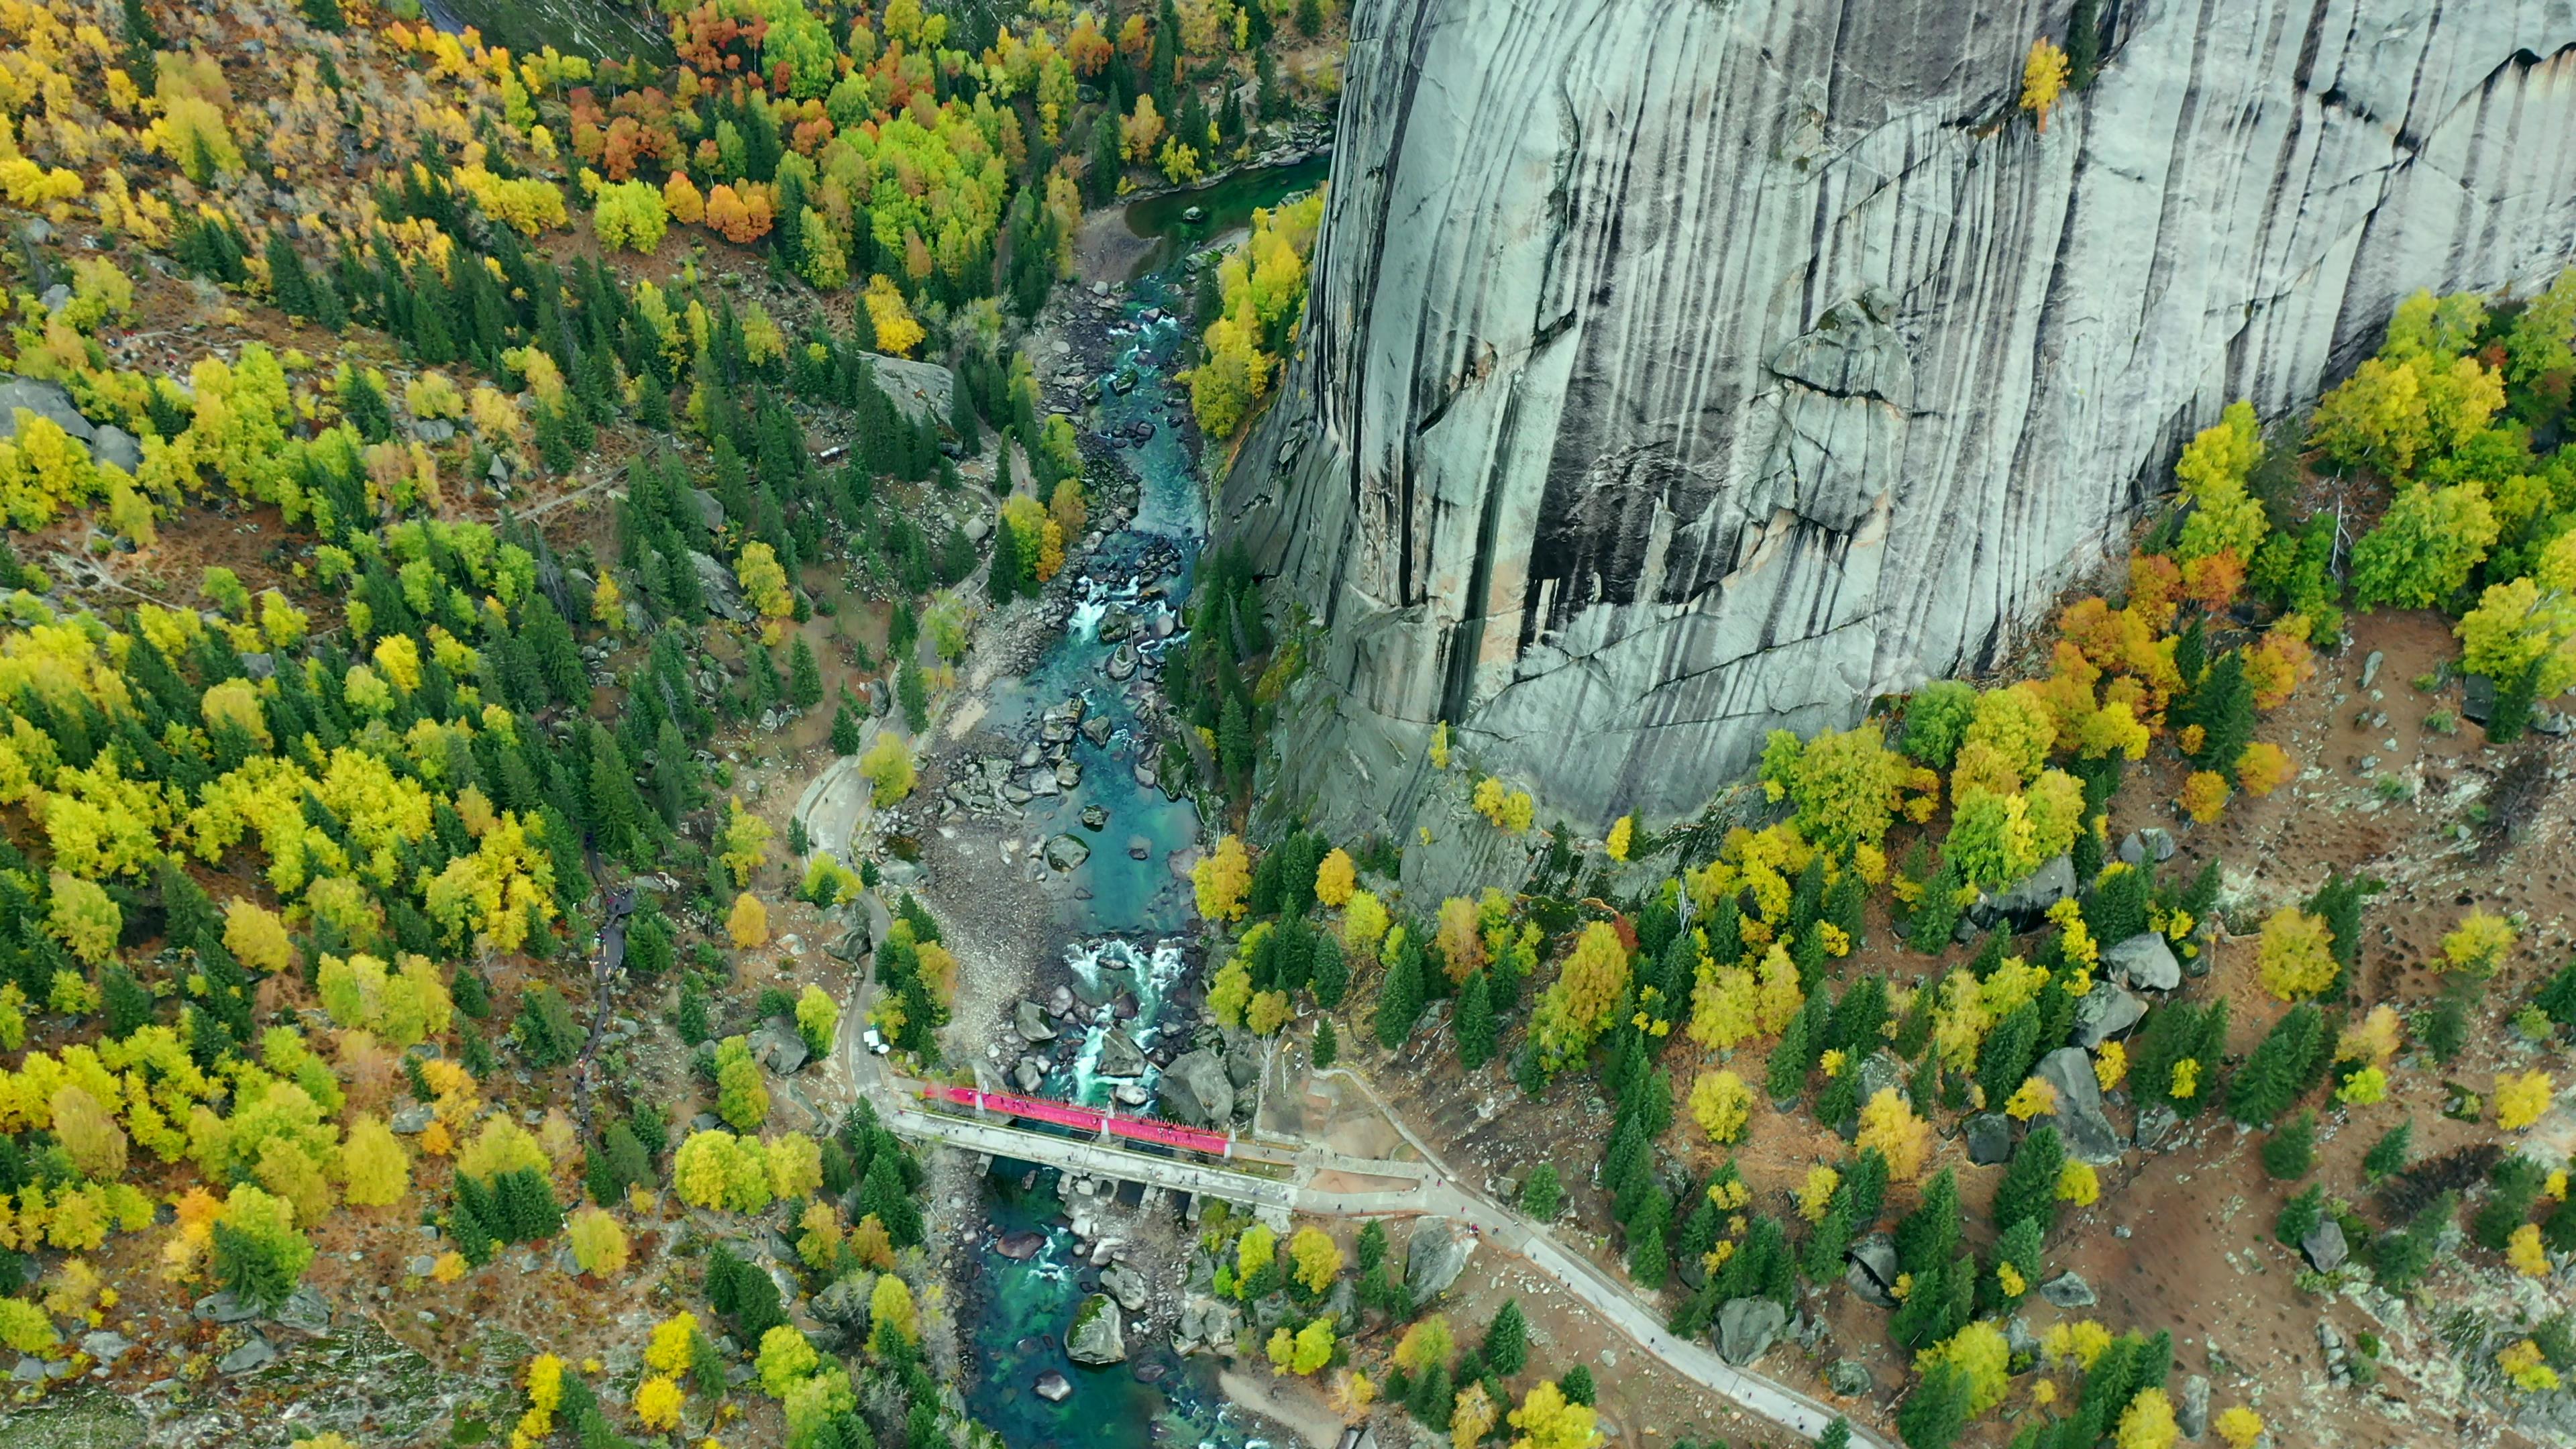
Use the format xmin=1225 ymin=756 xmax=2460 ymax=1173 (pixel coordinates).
xmin=1218 ymin=0 xmax=2576 ymax=833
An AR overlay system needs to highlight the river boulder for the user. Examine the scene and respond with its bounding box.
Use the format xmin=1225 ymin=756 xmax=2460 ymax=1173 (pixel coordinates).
xmin=1100 ymin=1262 xmax=1151 ymax=1312
xmin=1067 ymin=1294 xmax=1126 ymax=1364
xmin=1094 ymin=1026 xmax=1146 ymax=1079
xmin=1160 ymin=1050 xmax=1235 ymax=1127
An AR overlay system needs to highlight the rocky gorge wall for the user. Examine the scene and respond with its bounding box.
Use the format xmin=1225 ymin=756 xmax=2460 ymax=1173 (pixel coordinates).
xmin=1217 ymin=0 xmax=2576 ymax=835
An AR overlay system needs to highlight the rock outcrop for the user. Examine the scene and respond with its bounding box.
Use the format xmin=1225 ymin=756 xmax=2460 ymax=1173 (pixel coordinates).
xmin=1220 ymin=0 xmax=2576 ymax=832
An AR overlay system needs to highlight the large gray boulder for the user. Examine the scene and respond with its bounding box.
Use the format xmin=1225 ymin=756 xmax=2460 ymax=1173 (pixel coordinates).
xmin=2178 ymin=1373 xmax=2211 ymax=1439
xmin=2301 ymin=1218 xmax=2349 ymax=1273
xmin=1099 ymin=1262 xmax=1151 ymax=1312
xmin=1844 ymin=1233 xmax=1899 ymax=1307
xmin=2037 ymin=1271 xmax=2097 ymax=1308
xmin=1094 ymin=1026 xmax=1146 ymax=1079
xmin=1715 ymin=1297 xmax=1788 ymax=1366
xmin=1067 ymin=1294 xmax=1126 ymax=1364
xmin=1968 ymin=856 xmax=2078 ymax=932
xmin=689 ymin=551 xmax=755 ymax=623
xmin=861 ymin=353 xmax=957 ymax=425
xmin=1016 ymin=1000 xmax=1059 ymax=1042
xmin=2035 ymin=1046 xmax=2123 ymax=1164
xmin=1964 ymin=1112 xmax=2014 ymax=1166
xmin=2072 ymin=981 xmax=2147 ymax=1048
xmin=0 ymin=375 xmax=95 ymax=443
xmin=1405 ymin=1222 xmax=1474 ymax=1301
xmin=2104 ymin=932 xmax=2182 ymax=991
xmin=1160 ymin=1050 xmax=1235 ymax=1126
xmin=1217 ymin=0 xmax=2576 ymax=836
xmin=91 ymin=424 xmax=141 ymax=474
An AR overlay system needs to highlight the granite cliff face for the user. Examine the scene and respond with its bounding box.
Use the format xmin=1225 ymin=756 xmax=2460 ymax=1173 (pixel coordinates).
xmin=1218 ymin=0 xmax=2576 ymax=833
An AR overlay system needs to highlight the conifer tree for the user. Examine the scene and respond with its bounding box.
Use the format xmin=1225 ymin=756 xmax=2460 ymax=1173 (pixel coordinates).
xmin=1485 ymin=1300 xmax=1527 ymax=1377
xmin=1898 ymin=1362 xmax=1971 ymax=1449
xmin=1455 ymin=971 xmax=1496 ymax=1069
xmin=1409 ymin=1361 xmax=1452 ymax=1429
xmin=266 ymin=233 xmax=317 ymax=317
xmin=2229 ymin=1003 xmax=2322 ymax=1126
xmin=898 ymin=662 xmax=928 ymax=732
xmin=586 ymin=724 xmax=651 ymax=862
xmin=1519 ymin=1163 xmax=1561 ymax=1220
xmin=788 ymin=636 xmax=824 ymax=710
xmin=1375 ymin=938 xmax=1426 ymax=1046
xmin=2361 ymin=1116 xmax=2413 ymax=1181
xmin=2275 ymin=1183 xmax=2325 ymax=1248
xmin=448 ymin=1188 xmax=496 ymax=1266
xmin=1908 ymin=857 xmax=1966 ymax=952
xmin=1803 ymin=1198 xmax=1856 ymax=1283
xmin=1766 ymin=1008 xmax=1812 ymax=1102
xmin=2261 ymin=1110 xmax=2316 ymax=1179
xmin=1311 ymin=1016 xmax=1338 ymax=1069
xmin=339 ymin=367 xmax=395 ymax=441
xmin=1991 ymin=1124 xmax=2065 ymax=1236
xmin=524 ymin=594 xmax=587 ymax=706
xmin=1627 ymin=1217 xmax=1668 ymax=1289
xmin=1896 ymin=1169 xmax=1962 ymax=1274
xmin=830 ymin=702 xmax=863 ymax=755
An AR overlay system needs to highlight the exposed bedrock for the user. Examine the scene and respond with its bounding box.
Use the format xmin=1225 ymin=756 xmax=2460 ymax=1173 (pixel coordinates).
xmin=1218 ymin=0 xmax=2576 ymax=833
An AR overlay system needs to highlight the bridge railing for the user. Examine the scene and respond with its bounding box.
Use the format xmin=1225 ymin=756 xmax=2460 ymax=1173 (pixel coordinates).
xmin=884 ymin=1077 xmax=1305 ymax=1168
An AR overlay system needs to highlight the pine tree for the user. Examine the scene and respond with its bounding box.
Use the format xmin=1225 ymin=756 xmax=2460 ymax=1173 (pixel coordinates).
xmin=1558 ymin=1364 xmax=1595 ymax=1406
xmin=2261 ymin=1110 xmax=2316 ymax=1179
xmin=1484 ymin=1300 xmax=1527 ymax=1377
xmin=1218 ymin=694 xmax=1255 ymax=784
xmin=1898 ymin=1363 xmax=1971 ymax=1449
xmin=524 ymin=595 xmax=587 ymax=706
xmin=1908 ymin=857 xmax=1966 ymax=952
xmin=898 ymin=662 xmax=928 ymax=733
xmin=789 ymin=636 xmax=824 ymax=710
xmin=1802 ymin=1199 xmax=1856 ymax=1283
xmin=1896 ymin=1169 xmax=1962 ymax=1274
xmin=102 ymin=965 xmax=156 ymax=1036
xmin=1766 ymin=1009 xmax=1812 ymax=1102
xmin=2229 ymin=1003 xmax=2322 ymax=1126
xmin=266 ymin=233 xmax=317 ymax=316
xmin=830 ymin=702 xmax=864 ymax=755
xmin=1454 ymin=971 xmax=1496 ymax=1069
xmin=1519 ymin=1163 xmax=1561 ymax=1220
xmin=447 ymin=1189 xmax=496 ymax=1266
xmin=1311 ymin=1017 xmax=1338 ymax=1069
xmin=1626 ymin=1217 xmax=1668 ymax=1289
xmin=2534 ymin=963 xmax=2576 ymax=1030
xmin=1407 ymin=1361 xmax=1452 ymax=1429
xmin=2361 ymin=1116 xmax=2412 ymax=1181
xmin=987 ymin=514 xmax=1021 ymax=603
xmin=586 ymin=724 xmax=652 ymax=863
xmin=2186 ymin=649 xmax=2257 ymax=775
xmin=1375 ymin=940 xmax=1426 ymax=1047
xmin=2275 ymin=1183 xmax=2325 ymax=1248
xmin=1988 ymin=1123 xmax=2063 ymax=1236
